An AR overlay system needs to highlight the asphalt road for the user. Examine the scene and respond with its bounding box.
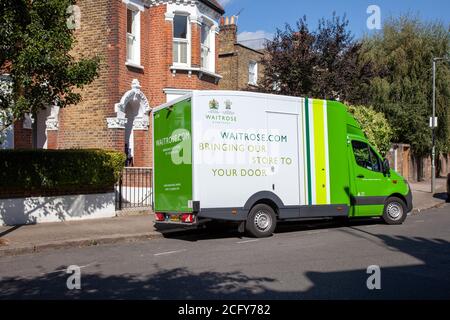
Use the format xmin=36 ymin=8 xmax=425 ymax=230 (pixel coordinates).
xmin=1 ymin=205 xmax=449 ymax=300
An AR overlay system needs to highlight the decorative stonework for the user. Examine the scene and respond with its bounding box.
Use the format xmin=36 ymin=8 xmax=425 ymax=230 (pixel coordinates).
xmin=107 ymin=79 xmax=151 ymax=130
xmin=45 ymin=105 xmax=60 ymax=131
xmin=23 ymin=114 xmax=34 ymax=129
xmin=106 ymin=117 xmax=128 ymax=129
xmin=45 ymin=118 xmax=59 ymax=131
xmin=132 ymin=117 xmax=150 ymax=130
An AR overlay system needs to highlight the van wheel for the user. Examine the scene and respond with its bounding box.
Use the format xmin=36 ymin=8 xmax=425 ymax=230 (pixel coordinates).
xmin=245 ymin=204 xmax=277 ymax=238
xmin=383 ymin=197 xmax=407 ymax=225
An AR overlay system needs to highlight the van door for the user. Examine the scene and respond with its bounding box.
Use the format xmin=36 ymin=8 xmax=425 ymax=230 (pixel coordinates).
xmin=266 ymin=112 xmax=300 ymax=207
xmin=350 ymin=140 xmax=387 ymax=216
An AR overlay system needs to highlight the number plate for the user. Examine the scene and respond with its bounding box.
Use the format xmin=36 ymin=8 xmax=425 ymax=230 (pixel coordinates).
xmin=170 ymin=215 xmax=181 ymax=222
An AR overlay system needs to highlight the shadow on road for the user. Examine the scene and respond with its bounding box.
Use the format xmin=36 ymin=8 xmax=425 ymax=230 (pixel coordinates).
xmin=1 ymin=232 xmax=449 ymax=299
xmin=158 ymin=217 xmax=382 ymax=242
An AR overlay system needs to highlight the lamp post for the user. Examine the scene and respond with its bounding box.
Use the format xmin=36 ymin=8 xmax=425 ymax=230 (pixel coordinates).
xmin=431 ymin=57 xmax=449 ymax=194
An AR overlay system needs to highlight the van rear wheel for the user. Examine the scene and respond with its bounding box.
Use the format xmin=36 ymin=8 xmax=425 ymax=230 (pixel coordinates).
xmin=245 ymin=204 xmax=277 ymax=238
xmin=383 ymin=197 xmax=407 ymax=225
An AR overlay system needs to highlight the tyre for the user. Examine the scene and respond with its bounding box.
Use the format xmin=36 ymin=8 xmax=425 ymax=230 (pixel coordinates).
xmin=383 ymin=197 xmax=407 ymax=225
xmin=245 ymin=204 xmax=277 ymax=238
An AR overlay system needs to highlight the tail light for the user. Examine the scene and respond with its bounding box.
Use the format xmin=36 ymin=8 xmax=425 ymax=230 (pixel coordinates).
xmin=155 ymin=212 xmax=165 ymax=222
xmin=181 ymin=213 xmax=195 ymax=223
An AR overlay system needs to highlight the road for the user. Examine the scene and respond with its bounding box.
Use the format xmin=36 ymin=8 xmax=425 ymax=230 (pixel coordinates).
xmin=1 ymin=205 xmax=449 ymax=299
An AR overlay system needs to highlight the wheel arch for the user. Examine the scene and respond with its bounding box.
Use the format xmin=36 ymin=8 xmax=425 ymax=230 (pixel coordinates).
xmin=387 ymin=193 xmax=407 ymax=207
xmin=244 ymin=191 xmax=284 ymax=217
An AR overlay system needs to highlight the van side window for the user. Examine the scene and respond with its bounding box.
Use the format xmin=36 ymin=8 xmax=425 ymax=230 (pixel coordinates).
xmin=352 ymin=141 xmax=382 ymax=173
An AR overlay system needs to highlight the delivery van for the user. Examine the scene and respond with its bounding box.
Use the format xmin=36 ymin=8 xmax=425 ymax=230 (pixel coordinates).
xmin=152 ymin=91 xmax=412 ymax=237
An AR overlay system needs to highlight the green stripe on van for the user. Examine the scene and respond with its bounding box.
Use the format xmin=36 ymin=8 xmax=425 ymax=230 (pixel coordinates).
xmin=305 ymin=98 xmax=312 ymax=205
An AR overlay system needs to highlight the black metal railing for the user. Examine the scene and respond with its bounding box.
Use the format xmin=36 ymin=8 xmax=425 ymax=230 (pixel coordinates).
xmin=115 ymin=167 xmax=152 ymax=211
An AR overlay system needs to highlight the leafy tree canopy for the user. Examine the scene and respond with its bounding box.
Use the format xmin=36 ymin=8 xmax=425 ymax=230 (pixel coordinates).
xmin=260 ymin=13 xmax=373 ymax=103
xmin=347 ymin=105 xmax=393 ymax=156
xmin=360 ymin=15 xmax=450 ymax=157
xmin=0 ymin=0 xmax=100 ymax=134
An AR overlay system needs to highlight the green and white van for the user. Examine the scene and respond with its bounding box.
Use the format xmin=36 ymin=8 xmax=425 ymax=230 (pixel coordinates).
xmin=152 ymin=91 xmax=412 ymax=237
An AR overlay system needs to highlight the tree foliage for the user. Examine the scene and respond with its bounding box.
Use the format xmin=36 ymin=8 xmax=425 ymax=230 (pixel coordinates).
xmin=347 ymin=105 xmax=393 ymax=156
xmin=0 ymin=0 xmax=100 ymax=133
xmin=360 ymin=15 xmax=450 ymax=157
xmin=260 ymin=13 xmax=373 ymax=102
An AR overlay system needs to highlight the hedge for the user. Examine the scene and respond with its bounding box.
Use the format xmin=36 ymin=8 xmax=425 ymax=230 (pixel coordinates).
xmin=0 ymin=149 xmax=126 ymax=198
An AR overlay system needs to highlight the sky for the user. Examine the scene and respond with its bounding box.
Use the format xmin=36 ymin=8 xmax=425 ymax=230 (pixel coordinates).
xmin=217 ymin=0 xmax=450 ymax=42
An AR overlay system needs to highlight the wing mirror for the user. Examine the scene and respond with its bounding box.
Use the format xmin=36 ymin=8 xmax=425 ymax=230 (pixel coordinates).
xmin=383 ymin=158 xmax=391 ymax=176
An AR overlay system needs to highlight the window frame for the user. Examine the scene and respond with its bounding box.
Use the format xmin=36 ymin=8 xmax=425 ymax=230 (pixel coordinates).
xmin=172 ymin=14 xmax=191 ymax=67
xmin=126 ymin=6 xmax=141 ymax=66
xmin=351 ymin=140 xmax=383 ymax=173
xmin=248 ymin=60 xmax=258 ymax=86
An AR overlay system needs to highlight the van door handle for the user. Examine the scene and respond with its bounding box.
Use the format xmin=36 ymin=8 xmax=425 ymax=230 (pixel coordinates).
xmin=357 ymin=174 xmax=365 ymax=179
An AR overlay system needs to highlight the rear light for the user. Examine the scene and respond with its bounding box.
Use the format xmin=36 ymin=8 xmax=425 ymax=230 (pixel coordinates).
xmin=181 ymin=213 xmax=195 ymax=223
xmin=155 ymin=212 xmax=165 ymax=222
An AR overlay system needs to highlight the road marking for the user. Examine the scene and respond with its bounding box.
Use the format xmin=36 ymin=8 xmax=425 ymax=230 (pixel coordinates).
xmin=154 ymin=249 xmax=186 ymax=256
xmin=306 ymin=230 xmax=329 ymax=235
xmin=41 ymin=262 xmax=97 ymax=275
xmin=237 ymin=239 xmax=259 ymax=244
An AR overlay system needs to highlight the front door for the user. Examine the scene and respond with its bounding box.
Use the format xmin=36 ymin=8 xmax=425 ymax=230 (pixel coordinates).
xmin=350 ymin=140 xmax=386 ymax=216
xmin=266 ymin=112 xmax=300 ymax=206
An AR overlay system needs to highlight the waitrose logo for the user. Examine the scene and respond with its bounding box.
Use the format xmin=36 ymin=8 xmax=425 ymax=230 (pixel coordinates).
xmin=205 ymin=114 xmax=237 ymax=122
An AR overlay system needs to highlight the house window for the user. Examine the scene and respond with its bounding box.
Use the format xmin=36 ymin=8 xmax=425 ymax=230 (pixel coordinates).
xmin=248 ymin=61 xmax=258 ymax=85
xmin=126 ymin=8 xmax=140 ymax=65
xmin=173 ymin=15 xmax=189 ymax=65
xmin=201 ymin=23 xmax=211 ymax=70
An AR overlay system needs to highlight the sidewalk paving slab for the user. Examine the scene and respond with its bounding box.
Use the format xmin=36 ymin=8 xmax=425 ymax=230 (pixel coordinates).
xmin=0 ymin=178 xmax=448 ymax=257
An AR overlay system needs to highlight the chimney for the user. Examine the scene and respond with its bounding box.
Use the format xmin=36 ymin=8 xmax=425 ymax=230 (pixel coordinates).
xmin=219 ymin=15 xmax=238 ymax=54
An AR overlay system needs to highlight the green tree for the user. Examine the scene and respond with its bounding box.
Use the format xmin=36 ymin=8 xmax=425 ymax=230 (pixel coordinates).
xmin=360 ymin=16 xmax=450 ymax=170
xmin=0 ymin=0 xmax=100 ymax=136
xmin=347 ymin=105 xmax=393 ymax=156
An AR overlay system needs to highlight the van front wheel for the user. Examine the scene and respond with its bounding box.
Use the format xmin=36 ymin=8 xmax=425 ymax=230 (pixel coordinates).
xmin=246 ymin=204 xmax=277 ymax=238
xmin=383 ymin=197 xmax=407 ymax=225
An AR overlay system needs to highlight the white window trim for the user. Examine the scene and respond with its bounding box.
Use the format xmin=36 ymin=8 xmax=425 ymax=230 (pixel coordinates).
xmin=200 ymin=18 xmax=216 ymax=73
xmin=172 ymin=12 xmax=192 ymax=68
xmin=126 ymin=5 xmax=142 ymax=67
xmin=248 ymin=60 xmax=258 ymax=86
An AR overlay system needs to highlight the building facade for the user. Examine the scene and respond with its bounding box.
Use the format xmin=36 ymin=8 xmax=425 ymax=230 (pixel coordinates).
xmin=218 ymin=16 xmax=265 ymax=91
xmin=2 ymin=0 xmax=224 ymax=167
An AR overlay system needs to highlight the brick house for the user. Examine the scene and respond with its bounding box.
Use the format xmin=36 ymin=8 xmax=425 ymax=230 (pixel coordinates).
xmin=1 ymin=0 xmax=224 ymax=168
xmin=218 ymin=16 xmax=265 ymax=91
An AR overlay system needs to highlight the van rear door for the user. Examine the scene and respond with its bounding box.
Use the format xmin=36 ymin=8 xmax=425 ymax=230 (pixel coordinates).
xmin=153 ymin=98 xmax=193 ymax=213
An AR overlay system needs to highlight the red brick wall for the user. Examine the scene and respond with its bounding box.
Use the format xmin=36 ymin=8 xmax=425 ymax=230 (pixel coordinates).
xmin=12 ymin=1 xmax=221 ymax=168
xmin=13 ymin=120 xmax=32 ymax=149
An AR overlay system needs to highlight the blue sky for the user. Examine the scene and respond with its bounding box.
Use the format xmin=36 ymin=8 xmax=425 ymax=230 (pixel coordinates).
xmin=217 ymin=0 xmax=450 ymax=41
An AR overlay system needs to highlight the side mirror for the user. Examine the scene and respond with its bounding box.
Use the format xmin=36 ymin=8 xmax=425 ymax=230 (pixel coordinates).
xmin=383 ymin=158 xmax=390 ymax=176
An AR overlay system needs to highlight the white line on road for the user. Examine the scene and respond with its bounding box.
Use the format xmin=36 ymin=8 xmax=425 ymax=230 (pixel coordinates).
xmin=306 ymin=230 xmax=329 ymax=235
xmin=154 ymin=249 xmax=187 ymax=256
xmin=41 ymin=262 xmax=97 ymax=275
xmin=236 ymin=239 xmax=259 ymax=244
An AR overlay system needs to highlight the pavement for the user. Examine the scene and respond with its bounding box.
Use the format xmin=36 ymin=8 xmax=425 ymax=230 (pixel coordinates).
xmin=1 ymin=204 xmax=449 ymax=299
xmin=0 ymin=178 xmax=448 ymax=257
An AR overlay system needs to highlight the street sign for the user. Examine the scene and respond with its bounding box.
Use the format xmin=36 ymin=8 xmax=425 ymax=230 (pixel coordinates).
xmin=429 ymin=117 xmax=438 ymax=128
